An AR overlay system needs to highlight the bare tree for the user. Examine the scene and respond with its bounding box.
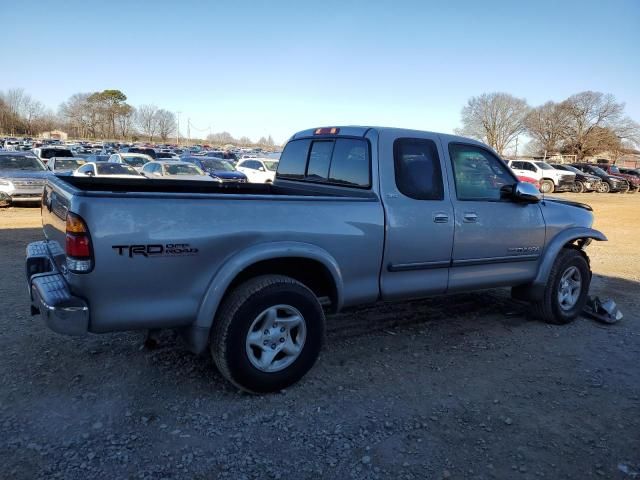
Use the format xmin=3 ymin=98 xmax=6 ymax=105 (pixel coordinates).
xmin=561 ymin=91 xmax=626 ymax=160
xmin=155 ymin=109 xmax=177 ymax=141
xmin=116 ymin=104 xmax=134 ymax=138
xmin=524 ymin=101 xmax=571 ymax=155
xmin=22 ymin=97 xmax=46 ymax=135
xmin=207 ymin=131 xmax=236 ymax=144
xmin=456 ymin=93 xmax=529 ymax=156
xmin=1 ymin=88 xmax=26 ymax=134
xmin=136 ymin=104 xmax=159 ymax=141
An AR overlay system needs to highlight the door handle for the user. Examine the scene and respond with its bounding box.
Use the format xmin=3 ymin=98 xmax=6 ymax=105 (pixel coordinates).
xmin=463 ymin=212 xmax=478 ymax=223
xmin=433 ymin=213 xmax=449 ymax=223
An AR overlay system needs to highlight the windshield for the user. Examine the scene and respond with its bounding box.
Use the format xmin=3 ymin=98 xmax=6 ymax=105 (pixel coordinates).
xmin=122 ymin=156 xmax=148 ymax=167
xmin=96 ymin=163 xmax=138 ymax=175
xmin=592 ymin=166 xmax=607 ymax=176
xmin=164 ymin=164 xmax=203 ymax=176
xmin=609 ymin=165 xmax=621 ymax=174
xmin=54 ymin=159 xmax=85 ymax=169
xmin=201 ymin=159 xmax=234 ymax=171
xmin=263 ymin=160 xmax=278 ymax=171
xmin=41 ymin=149 xmax=74 ymax=159
xmin=0 ymin=156 xmax=46 ymax=171
xmin=557 ymin=165 xmax=579 ymax=174
xmin=535 ymin=162 xmax=554 ymax=170
xmin=156 ymin=152 xmax=177 ymax=159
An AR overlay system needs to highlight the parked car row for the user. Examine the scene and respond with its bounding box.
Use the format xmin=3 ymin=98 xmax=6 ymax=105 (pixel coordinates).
xmin=507 ymin=159 xmax=639 ymax=194
xmin=0 ymin=141 xmax=281 ymax=186
xmin=2 ymin=145 xmax=639 ymax=208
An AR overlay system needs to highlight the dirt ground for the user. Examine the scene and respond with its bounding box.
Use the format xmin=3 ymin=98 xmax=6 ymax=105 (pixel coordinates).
xmin=1 ymin=194 xmax=639 ymax=480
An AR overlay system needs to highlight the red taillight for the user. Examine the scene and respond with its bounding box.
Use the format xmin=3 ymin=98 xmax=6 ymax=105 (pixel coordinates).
xmin=66 ymin=234 xmax=91 ymax=258
xmin=314 ymin=127 xmax=340 ymax=135
xmin=65 ymin=212 xmax=93 ymax=272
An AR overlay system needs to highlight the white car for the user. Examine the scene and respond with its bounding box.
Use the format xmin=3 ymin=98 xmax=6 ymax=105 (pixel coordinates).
xmin=236 ymin=158 xmax=279 ymax=183
xmin=507 ymin=160 xmax=575 ymax=194
xmin=141 ymin=161 xmax=215 ymax=182
xmin=73 ymin=162 xmax=143 ymax=179
xmin=108 ymin=153 xmax=153 ymax=172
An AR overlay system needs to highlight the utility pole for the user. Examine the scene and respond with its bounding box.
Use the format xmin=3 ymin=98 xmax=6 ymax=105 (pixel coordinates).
xmin=187 ymin=118 xmax=191 ymax=146
xmin=176 ymin=111 xmax=181 ymax=146
xmin=514 ymin=136 xmax=519 ymax=158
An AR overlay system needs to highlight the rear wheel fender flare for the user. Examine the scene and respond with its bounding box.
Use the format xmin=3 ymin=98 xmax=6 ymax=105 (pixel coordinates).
xmin=194 ymin=242 xmax=344 ymax=330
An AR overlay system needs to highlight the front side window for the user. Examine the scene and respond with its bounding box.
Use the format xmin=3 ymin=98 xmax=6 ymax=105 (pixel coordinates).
xmin=449 ymin=144 xmax=516 ymax=201
xmin=393 ymin=138 xmax=443 ymax=200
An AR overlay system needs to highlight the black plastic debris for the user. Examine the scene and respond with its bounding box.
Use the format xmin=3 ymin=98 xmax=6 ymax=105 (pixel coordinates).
xmin=583 ymin=296 xmax=623 ymax=324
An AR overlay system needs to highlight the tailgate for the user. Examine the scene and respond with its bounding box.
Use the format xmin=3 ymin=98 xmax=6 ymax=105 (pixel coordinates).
xmin=41 ymin=178 xmax=73 ymax=271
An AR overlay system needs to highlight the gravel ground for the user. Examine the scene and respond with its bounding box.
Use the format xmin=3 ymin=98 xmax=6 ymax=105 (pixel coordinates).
xmin=1 ymin=194 xmax=639 ymax=480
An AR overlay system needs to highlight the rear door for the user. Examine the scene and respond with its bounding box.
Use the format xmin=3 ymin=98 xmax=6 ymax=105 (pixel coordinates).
xmin=443 ymin=141 xmax=545 ymax=291
xmin=379 ymin=131 xmax=454 ymax=299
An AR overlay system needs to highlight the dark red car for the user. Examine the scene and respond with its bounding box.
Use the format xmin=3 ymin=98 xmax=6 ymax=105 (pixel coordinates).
xmin=602 ymin=164 xmax=639 ymax=193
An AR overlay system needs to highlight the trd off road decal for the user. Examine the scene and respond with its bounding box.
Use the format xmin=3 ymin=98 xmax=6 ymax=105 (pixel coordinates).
xmin=112 ymin=244 xmax=198 ymax=258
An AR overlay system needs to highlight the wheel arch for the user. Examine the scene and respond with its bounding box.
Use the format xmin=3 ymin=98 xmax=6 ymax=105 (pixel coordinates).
xmin=185 ymin=242 xmax=343 ymax=354
xmin=528 ymin=227 xmax=606 ymax=299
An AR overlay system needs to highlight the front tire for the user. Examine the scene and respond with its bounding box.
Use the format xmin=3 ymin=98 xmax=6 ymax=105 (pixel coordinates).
xmin=619 ymin=184 xmax=630 ymax=194
xmin=530 ymin=248 xmax=591 ymax=324
xmin=211 ymin=275 xmax=325 ymax=393
xmin=598 ymin=182 xmax=610 ymax=193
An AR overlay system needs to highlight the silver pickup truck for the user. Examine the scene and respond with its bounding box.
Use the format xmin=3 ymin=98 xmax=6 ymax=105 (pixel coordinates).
xmin=26 ymin=126 xmax=606 ymax=393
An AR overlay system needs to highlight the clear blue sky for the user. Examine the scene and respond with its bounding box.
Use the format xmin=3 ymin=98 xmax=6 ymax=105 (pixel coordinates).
xmin=1 ymin=0 xmax=638 ymax=144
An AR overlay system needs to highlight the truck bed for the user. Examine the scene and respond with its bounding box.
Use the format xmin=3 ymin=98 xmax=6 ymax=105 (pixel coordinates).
xmin=58 ymin=175 xmax=374 ymax=198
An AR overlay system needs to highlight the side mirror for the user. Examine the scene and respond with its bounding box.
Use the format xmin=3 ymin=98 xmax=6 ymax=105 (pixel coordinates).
xmin=502 ymin=182 xmax=542 ymax=203
xmin=84 ymin=171 xmax=94 ymax=177
xmin=258 ymin=167 xmax=265 ymax=172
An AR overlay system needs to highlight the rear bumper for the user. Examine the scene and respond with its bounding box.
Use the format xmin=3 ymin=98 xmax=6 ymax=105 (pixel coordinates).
xmin=9 ymin=195 xmax=43 ymax=203
xmin=26 ymin=241 xmax=89 ymax=335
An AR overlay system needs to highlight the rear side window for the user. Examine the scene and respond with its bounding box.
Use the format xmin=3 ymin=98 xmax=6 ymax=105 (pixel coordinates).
xmin=278 ymin=138 xmax=370 ymax=188
xmin=393 ymin=138 xmax=444 ymax=200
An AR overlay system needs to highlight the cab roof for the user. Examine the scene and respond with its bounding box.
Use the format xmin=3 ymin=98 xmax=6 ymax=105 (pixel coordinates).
xmin=289 ymin=126 xmax=487 ymax=148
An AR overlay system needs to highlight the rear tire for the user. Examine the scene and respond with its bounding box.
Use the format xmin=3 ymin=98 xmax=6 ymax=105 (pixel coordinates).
xmin=571 ymin=181 xmax=584 ymax=193
xmin=211 ymin=275 xmax=325 ymax=393
xmin=530 ymin=248 xmax=591 ymax=325
xmin=539 ymin=179 xmax=554 ymax=194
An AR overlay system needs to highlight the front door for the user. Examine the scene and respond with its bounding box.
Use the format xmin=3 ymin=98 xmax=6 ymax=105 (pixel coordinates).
xmin=443 ymin=142 xmax=546 ymax=291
